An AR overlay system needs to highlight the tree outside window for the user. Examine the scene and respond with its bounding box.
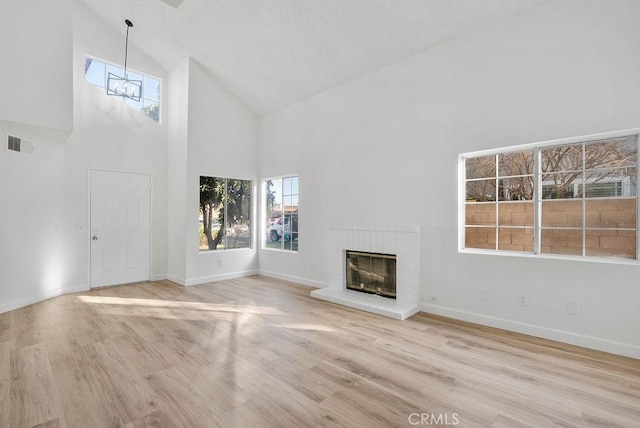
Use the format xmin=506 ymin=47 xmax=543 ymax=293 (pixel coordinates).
xmin=199 ymin=176 xmax=251 ymax=251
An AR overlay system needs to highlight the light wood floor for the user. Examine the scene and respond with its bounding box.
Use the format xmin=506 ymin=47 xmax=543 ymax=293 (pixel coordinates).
xmin=1 ymin=276 xmax=639 ymax=427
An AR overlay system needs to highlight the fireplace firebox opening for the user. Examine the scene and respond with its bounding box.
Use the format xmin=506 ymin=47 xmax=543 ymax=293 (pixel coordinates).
xmin=345 ymin=250 xmax=397 ymax=299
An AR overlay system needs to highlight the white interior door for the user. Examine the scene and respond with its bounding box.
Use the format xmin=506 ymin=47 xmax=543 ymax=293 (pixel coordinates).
xmin=90 ymin=170 xmax=151 ymax=288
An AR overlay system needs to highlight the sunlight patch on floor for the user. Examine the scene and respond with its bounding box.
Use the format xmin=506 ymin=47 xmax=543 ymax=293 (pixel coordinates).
xmin=77 ymin=295 xmax=284 ymax=315
xmin=274 ymin=323 xmax=336 ymax=332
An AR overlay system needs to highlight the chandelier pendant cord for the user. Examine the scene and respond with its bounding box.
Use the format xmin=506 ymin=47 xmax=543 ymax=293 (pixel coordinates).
xmin=106 ymin=19 xmax=141 ymax=101
xmin=124 ymin=25 xmax=129 ymax=79
xmin=124 ymin=19 xmax=133 ymax=81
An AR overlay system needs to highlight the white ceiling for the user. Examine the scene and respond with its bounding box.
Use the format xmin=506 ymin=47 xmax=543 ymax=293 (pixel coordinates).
xmin=78 ymin=0 xmax=545 ymax=115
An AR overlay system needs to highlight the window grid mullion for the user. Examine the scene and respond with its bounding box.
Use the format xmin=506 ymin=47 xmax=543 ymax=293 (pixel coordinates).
xmin=534 ymin=147 xmax=541 ymax=255
xmin=223 ymin=178 xmax=228 ymax=250
xmin=282 ymin=179 xmax=286 ymax=250
xmin=637 ymin=142 xmax=640 ymax=261
xmin=582 ymin=143 xmax=586 ymax=257
xmin=495 ymin=154 xmax=499 ymax=251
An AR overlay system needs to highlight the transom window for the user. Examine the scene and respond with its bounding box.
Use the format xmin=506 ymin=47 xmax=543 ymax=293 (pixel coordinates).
xmin=264 ymin=175 xmax=299 ymax=251
xmin=199 ymin=177 xmax=251 ymax=251
xmin=84 ymin=55 xmax=161 ymax=123
xmin=461 ymin=132 xmax=638 ymax=261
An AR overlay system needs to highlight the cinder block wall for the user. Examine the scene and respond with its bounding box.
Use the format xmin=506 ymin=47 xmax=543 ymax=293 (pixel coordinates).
xmin=465 ymin=199 xmax=636 ymax=258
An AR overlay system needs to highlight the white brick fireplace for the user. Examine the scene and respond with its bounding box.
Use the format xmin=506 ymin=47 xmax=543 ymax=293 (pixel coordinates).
xmin=311 ymin=224 xmax=420 ymax=320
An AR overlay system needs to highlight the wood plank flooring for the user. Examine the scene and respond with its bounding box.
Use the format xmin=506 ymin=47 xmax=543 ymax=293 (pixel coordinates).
xmin=1 ymin=275 xmax=639 ymax=427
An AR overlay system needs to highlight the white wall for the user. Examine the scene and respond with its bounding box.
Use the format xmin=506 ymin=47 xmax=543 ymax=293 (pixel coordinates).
xmin=167 ymin=59 xmax=190 ymax=283
xmin=259 ymin=0 xmax=640 ymax=357
xmin=0 ymin=125 xmax=68 ymax=312
xmin=0 ymin=0 xmax=74 ymax=312
xmin=183 ymin=60 xmax=259 ymax=285
xmin=0 ymin=1 xmax=169 ymax=312
xmin=0 ymin=0 xmax=259 ymax=311
xmin=66 ymin=1 xmax=169 ymax=285
xmin=166 ymin=58 xmax=259 ymax=285
xmin=0 ymin=0 xmax=73 ymax=136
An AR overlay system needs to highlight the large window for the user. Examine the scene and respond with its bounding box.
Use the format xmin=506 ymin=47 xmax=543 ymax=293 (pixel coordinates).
xmin=264 ymin=176 xmax=299 ymax=251
xmin=199 ymin=177 xmax=251 ymax=251
xmin=462 ymin=132 xmax=638 ymax=261
xmin=84 ymin=56 xmax=161 ymax=123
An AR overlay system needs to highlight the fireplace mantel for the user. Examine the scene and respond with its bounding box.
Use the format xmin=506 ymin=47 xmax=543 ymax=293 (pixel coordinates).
xmin=311 ymin=224 xmax=420 ymax=320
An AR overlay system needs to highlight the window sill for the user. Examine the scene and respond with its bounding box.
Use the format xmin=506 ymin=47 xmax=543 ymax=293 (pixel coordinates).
xmin=261 ymin=247 xmax=299 ymax=254
xmin=199 ymin=247 xmax=253 ymax=254
xmin=459 ymin=248 xmax=640 ymax=265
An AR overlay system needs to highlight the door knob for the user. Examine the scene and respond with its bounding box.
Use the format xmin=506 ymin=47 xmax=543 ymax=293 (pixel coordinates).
xmin=92 ymin=236 xmax=99 ymax=241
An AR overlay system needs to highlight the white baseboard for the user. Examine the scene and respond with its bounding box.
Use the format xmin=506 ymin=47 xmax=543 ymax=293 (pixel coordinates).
xmin=258 ymin=270 xmax=328 ymax=289
xmin=65 ymin=284 xmax=90 ymax=294
xmin=421 ymin=303 xmax=640 ymax=360
xmin=184 ymin=270 xmax=258 ymax=286
xmin=166 ymin=274 xmax=186 ymax=286
xmin=151 ymin=273 xmax=168 ymax=281
xmin=0 ymin=284 xmax=89 ymax=315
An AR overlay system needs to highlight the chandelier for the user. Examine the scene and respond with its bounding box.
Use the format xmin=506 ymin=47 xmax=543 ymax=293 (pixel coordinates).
xmin=107 ymin=19 xmax=142 ymax=101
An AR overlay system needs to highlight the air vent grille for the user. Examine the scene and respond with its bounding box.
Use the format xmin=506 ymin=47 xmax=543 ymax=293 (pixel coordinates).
xmin=6 ymin=134 xmax=34 ymax=155
xmin=7 ymin=135 xmax=21 ymax=152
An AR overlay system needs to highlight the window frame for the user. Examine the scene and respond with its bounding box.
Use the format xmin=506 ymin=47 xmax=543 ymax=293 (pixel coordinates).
xmin=459 ymin=128 xmax=640 ymax=264
xmin=83 ymin=55 xmax=162 ymax=123
xmin=262 ymin=174 xmax=299 ymax=252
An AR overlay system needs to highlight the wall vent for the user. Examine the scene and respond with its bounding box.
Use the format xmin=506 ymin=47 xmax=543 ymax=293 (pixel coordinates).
xmin=6 ymin=134 xmax=34 ymax=155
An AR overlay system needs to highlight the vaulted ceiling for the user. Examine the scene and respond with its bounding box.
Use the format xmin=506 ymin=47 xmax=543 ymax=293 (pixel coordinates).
xmin=78 ymin=0 xmax=545 ymax=115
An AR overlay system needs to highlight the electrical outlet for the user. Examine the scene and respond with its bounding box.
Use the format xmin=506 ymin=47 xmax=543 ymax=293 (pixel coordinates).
xmin=517 ymin=294 xmax=528 ymax=307
xmin=567 ymin=300 xmax=580 ymax=315
xmin=217 ymin=259 xmax=223 ymax=267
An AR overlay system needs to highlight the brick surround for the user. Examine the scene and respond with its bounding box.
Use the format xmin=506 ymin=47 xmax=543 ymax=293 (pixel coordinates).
xmin=310 ymin=224 xmax=420 ymax=320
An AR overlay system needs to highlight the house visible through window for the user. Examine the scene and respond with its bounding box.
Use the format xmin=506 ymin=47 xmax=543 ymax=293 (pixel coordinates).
xmin=264 ymin=175 xmax=299 ymax=251
xmin=462 ymin=133 xmax=638 ymax=260
xmin=199 ymin=177 xmax=251 ymax=251
xmin=84 ymin=56 xmax=161 ymax=123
